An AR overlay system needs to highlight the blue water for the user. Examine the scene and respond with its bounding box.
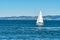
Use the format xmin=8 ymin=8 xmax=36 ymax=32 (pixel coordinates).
xmin=0 ymin=20 xmax=60 ymax=40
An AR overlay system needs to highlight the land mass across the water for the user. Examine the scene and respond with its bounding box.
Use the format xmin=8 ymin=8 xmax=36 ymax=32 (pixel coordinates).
xmin=0 ymin=15 xmax=60 ymax=20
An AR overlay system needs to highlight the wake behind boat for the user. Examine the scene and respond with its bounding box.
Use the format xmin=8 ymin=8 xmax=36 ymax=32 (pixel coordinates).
xmin=36 ymin=10 xmax=44 ymax=26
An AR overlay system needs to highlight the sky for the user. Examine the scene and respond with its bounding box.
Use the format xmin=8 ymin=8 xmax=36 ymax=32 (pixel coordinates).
xmin=0 ymin=0 xmax=60 ymax=17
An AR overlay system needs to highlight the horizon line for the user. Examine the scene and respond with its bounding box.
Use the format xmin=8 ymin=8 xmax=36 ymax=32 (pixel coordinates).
xmin=0 ymin=15 xmax=60 ymax=17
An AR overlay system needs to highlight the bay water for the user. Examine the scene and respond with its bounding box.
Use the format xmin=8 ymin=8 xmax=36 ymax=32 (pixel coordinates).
xmin=0 ymin=20 xmax=60 ymax=40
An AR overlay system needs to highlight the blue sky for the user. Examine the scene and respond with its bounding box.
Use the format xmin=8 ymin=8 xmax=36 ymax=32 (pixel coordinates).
xmin=0 ymin=0 xmax=60 ymax=17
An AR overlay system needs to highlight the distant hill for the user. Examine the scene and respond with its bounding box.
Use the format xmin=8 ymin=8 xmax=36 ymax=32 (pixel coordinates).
xmin=0 ymin=16 xmax=60 ymax=20
xmin=43 ymin=15 xmax=60 ymax=20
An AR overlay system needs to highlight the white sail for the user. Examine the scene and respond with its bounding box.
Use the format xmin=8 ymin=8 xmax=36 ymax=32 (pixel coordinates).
xmin=36 ymin=10 xmax=43 ymax=26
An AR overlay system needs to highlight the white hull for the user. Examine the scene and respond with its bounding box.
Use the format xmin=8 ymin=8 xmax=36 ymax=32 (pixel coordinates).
xmin=36 ymin=22 xmax=43 ymax=26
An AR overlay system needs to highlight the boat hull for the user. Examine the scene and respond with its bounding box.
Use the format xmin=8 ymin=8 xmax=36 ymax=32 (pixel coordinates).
xmin=36 ymin=22 xmax=43 ymax=26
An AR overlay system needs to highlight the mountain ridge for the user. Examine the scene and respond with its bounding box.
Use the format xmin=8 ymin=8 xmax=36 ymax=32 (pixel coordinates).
xmin=0 ymin=15 xmax=60 ymax=20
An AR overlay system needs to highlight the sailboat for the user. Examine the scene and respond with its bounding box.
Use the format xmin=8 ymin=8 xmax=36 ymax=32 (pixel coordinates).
xmin=36 ymin=10 xmax=44 ymax=26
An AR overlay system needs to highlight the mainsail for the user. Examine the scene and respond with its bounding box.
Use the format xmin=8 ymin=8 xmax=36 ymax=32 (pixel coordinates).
xmin=36 ymin=10 xmax=43 ymax=26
